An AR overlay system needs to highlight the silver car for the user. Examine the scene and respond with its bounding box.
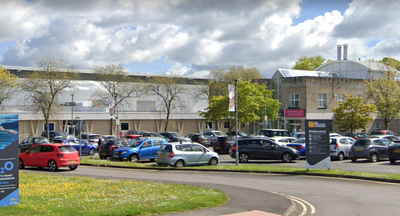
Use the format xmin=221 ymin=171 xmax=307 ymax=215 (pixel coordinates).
xmin=156 ymin=142 xmax=219 ymax=167
xmin=330 ymin=137 xmax=355 ymax=160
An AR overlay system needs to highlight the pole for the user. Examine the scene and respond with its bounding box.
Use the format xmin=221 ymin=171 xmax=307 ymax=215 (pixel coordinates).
xmin=284 ymin=105 xmax=287 ymax=130
xmin=235 ymin=79 xmax=239 ymax=166
xmin=71 ymin=94 xmax=74 ymax=136
xmin=115 ymin=93 xmax=119 ymax=136
xmin=264 ymin=95 xmax=267 ymax=129
xmin=79 ymin=120 xmax=82 ymax=159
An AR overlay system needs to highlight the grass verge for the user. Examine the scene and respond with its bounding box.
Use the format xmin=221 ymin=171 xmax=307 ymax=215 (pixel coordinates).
xmin=3 ymin=172 xmax=229 ymax=216
xmin=81 ymin=157 xmax=400 ymax=182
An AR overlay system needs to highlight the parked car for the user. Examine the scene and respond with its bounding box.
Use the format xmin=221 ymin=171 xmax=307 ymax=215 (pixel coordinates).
xmin=251 ymin=129 xmax=290 ymax=137
xmin=388 ymin=142 xmax=400 ymax=164
xmin=230 ymin=138 xmax=300 ymax=163
xmin=19 ymin=137 xmax=50 ymax=153
xmin=330 ymin=137 xmax=355 ymax=160
xmin=159 ymin=132 xmax=191 ymax=143
xmin=19 ymin=144 xmax=80 ymax=171
xmin=124 ymin=134 xmax=143 ymax=140
xmin=329 ymin=133 xmax=342 ymax=137
xmin=185 ymin=133 xmax=211 ymax=147
xmin=295 ymin=132 xmax=305 ymax=139
xmin=113 ymin=137 xmax=167 ymax=163
xmin=370 ymin=130 xmax=397 ymax=136
xmin=226 ymin=131 xmax=249 ymax=137
xmin=268 ymin=137 xmax=296 ymax=147
xmin=286 ymin=138 xmax=306 ymax=157
xmin=349 ymin=138 xmax=391 ymax=162
xmin=58 ymin=138 xmax=97 ymax=156
xmin=99 ymin=139 xmax=129 ymax=159
xmin=78 ymin=133 xmax=101 ymax=148
xmin=125 ymin=130 xmax=148 ymax=135
xmin=41 ymin=130 xmax=71 ymax=142
xmin=345 ymin=132 xmax=368 ymax=140
xmin=156 ymin=142 xmax=219 ymax=167
xmin=102 ymin=135 xmax=117 ymax=141
xmin=202 ymin=130 xmax=229 ymax=154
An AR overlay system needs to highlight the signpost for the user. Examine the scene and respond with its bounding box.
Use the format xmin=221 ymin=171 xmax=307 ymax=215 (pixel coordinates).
xmin=0 ymin=114 xmax=19 ymax=207
xmin=305 ymin=120 xmax=331 ymax=170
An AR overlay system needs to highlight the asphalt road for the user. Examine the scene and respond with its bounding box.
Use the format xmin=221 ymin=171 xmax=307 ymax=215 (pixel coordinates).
xmin=23 ymin=165 xmax=400 ymax=216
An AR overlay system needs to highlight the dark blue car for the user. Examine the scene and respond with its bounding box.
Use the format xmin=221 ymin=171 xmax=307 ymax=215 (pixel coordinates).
xmin=113 ymin=137 xmax=167 ymax=163
xmin=286 ymin=138 xmax=306 ymax=157
xmin=54 ymin=138 xmax=97 ymax=156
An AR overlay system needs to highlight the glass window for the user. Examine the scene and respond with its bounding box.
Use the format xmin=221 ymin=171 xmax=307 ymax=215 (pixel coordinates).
xmin=224 ymin=122 xmax=231 ymax=129
xmin=337 ymin=94 xmax=345 ymax=103
xmin=181 ymin=144 xmax=192 ymax=151
xmin=206 ymin=122 xmax=212 ymax=130
xmin=153 ymin=140 xmax=162 ymax=147
xmin=29 ymin=146 xmax=41 ymax=153
xmin=142 ymin=141 xmax=152 ymax=148
xmin=192 ymin=144 xmax=204 ymax=152
xmin=41 ymin=145 xmax=54 ymax=152
xmin=59 ymin=146 xmax=77 ymax=152
xmin=318 ymin=93 xmax=327 ymax=108
xmin=289 ymin=93 xmax=300 ymax=107
xmin=121 ymin=123 xmax=129 ymax=130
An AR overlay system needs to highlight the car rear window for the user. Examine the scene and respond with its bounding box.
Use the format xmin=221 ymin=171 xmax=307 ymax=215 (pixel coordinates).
xmin=58 ymin=146 xmax=77 ymax=152
xmin=353 ymin=139 xmax=371 ymax=146
xmin=160 ymin=144 xmax=173 ymax=152
xmin=89 ymin=135 xmax=100 ymax=139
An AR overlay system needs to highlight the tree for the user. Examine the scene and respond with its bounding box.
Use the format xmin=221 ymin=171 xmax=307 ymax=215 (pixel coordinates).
xmin=200 ymin=80 xmax=280 ymax=132
xmin=379 ymin=57 xmax=400 ymax=70
xmin=143 ymin=75 xmax=187 ymax=131
xmin=92 ymin=63 xmax=143 ymax=108
xmin=0 ymin=65 xmax=18 ymax=107
xmin=292 ymin=55 xmax=325 ymax=70
xmin=364 ymin=69 xmax=400 ymax=130
xmin=20 ymin=55 xmax=79 ymax=140
xmin=332 ymin=94 xmax=377 ymax=133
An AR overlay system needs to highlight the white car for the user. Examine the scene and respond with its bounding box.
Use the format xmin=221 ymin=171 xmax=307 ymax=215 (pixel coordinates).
xmin=268 ymin=137 xmax=296 ymax=147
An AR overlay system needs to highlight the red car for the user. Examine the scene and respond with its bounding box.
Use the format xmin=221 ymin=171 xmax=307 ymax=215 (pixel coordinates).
xmin=19 ymin=144 xmax=81 ymax=171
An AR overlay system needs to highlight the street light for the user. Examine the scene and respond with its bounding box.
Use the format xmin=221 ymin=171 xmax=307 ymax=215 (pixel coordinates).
xmin=264 ymin=95 xmax=267 ymax=129
xmin=235 ymin=79 xmax=239 ymax=166
xmin=70 ymin=94 xmax=74 ymax=136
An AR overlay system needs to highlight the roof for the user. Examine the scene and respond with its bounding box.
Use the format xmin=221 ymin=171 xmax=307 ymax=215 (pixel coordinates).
xmin=276 ymin=68 xmax=340 ymax=78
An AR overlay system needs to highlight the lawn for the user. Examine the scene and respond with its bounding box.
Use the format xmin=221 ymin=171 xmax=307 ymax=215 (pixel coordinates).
xmin=2 ymin=172 xmax=229 ymax=216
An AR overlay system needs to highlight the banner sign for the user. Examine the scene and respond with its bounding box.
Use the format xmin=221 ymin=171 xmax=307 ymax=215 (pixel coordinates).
xmin=305 ymin=119 xmax=331 ymax=170
xmin=0 ymin=114 xmax=19 ymax=207
xmin=109 ymin=98 xmax=115 ymax=118
xmin=228 ymin=84 xmax=235 ymax=112
xmin=285 ymin=109 xmax=305 ymax=117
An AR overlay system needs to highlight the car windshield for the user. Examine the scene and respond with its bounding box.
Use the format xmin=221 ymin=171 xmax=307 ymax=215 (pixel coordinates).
xmin=170 ymin=132 xmax=184 ymax=138
xmin=127 ymin=139 xmax=144 ymax=147
xmin=214 ymin=131 xmax=227 ymax=136
xmin=371 ymin=132 xmax=384 ymax=135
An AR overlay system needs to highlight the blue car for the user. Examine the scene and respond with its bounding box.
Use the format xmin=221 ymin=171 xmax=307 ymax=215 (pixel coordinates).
xmin=113 ymin=137 xmax=167 ymax=163
xmin=54 ymin=138 xmax=97 ymax=156
xmin=286 ymin=138 xmax=306 ymax=157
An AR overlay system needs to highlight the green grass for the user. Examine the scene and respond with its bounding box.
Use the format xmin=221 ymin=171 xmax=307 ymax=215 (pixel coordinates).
xmin=81 ymin=157 xmax=400 ymax=182
xmin=2 ymin=172 xmax=229 ymax=216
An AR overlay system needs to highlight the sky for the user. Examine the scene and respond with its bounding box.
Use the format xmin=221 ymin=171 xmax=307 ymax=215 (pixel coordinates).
xmin=0 ymin=0 xmax=399 ymax=78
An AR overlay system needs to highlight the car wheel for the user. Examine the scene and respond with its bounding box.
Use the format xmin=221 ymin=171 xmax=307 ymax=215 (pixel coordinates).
xmin=370 ymin=153 xmax=378 ymax=163
xmin=88 ymin=149 xmax=95 ymax=156
xmin=69 ymin=165 xmax=78 ymax=170
xmin=351 ymin=158 xmax=357 ymax=162
xmin=175 ymin=160 xmax=184 ymax=168
xmin=129 ymin=154 xmax=139 ymax=163
xmin=239 ymin=153 xmax=249 ymax=163
xmin=337 ymin=152 xmax=345 ymax=161
xmin=282 ymin=153 xmax=293 ymax=163
xmin=100 ymin=156 xmax=107 ymax=159
xmin=209 ymin=157 xmax=218 ymax=166
xmin=390 ymin=159 xmax=396 ymax=164
xmin=48 ymin=160 xmax=58 ymax=172
xmin=150 ymin=159 xmax=156 ymax=162
xmin=19 ymin=159 xmax=25 ymax=169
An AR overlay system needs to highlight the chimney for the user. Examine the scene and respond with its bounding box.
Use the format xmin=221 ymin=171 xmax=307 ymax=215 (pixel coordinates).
xmin=343 ymin=44 xmax=348 ymax=60
xmin=337 ymin=45 xmax=342 ymax=60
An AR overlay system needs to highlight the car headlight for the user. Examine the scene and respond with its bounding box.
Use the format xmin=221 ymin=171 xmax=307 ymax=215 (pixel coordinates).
xmin=121 ymin=151 xmax=128 ymax=154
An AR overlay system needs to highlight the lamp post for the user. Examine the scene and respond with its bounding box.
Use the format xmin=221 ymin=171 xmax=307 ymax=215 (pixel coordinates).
xmin=264 ymin=95 xmax=267 ymax=129
xmin=284 ymin=105 xmax=287 ymax=130
xmin=114 ymin=93 xmax=120 ymax=136
xmin=70 ymin=94 xmax=74 ymax=136
xmin=235 ymin=79 xmax=239 ymax=166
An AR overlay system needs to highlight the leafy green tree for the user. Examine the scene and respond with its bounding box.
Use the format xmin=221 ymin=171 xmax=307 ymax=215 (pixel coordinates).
xmin=332 ymin=94 xmax=377 ymax=133
xmin=200 ymin=80 xmax=280 ymax=132
xmin=379 ymin=57 xmax=400 ymax=70
xmin=0 ymin=65 xmax=18 ymax=107
xmin=364 ymin=70 xmax=400 ymax=130
xmin=292 ymin=55 xmax=325 ymax=70
xmin=20 ymin=55 xmax=79 ymax=140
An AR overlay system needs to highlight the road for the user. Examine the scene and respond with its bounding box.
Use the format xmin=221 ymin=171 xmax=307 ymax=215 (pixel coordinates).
xmin=23 ymin=165 xmax=400 ymax=216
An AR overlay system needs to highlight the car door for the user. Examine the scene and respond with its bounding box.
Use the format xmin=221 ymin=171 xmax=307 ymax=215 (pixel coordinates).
xmin=380 ymin=139 xmax=391 ymax=159
xmin=23 ymin=146 xmax=42 ymax=166
xmin=37 ymin=145 xmax=55 ymax=167
xmin=246 ymin=139 xmax=265 ymax=159
xmin=344 ymin=138 xmax=355 ymax=157
xmin=372 ymin=140 xmax=387 ymax=158
xmin=151 ymin=140 xmax=163 ymax=159
xmin=192 ymin=144 xmax=208 ymax=164
xmin=139 ymin=141 xmax=152 ymax=159
xmin=263 ymin=141 xmax=282 ymax=160
xmin=181 ymin=144 xmax=196 ymax=165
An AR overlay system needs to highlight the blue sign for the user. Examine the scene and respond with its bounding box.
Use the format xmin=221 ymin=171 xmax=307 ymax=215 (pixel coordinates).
xmin=0 ymin=115 xmax=19 ymax=207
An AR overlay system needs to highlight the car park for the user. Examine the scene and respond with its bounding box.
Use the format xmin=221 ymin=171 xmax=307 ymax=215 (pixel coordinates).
xmin=58 ymin=138 xmax=97 ymax=156
xmin=268 ymin=137 xmax=296 ymax=147
xmin=19 ymin=143 xmax=80 ymax=171
xmin=19 ymin=137 xmax=50 ymax=153
xmin=99 ymin=139 xmax=129 ymax=159
xmin=229 ymin=138 xmax=300 ymax=163
xmin=156 ymin=142 xmax=219 ymax=167
xmin=159 ymin=132 xmax=191 ymax=142
xmin=330 ymin=137 xmax=355 ymax=160
xmin=185 ymin=133 xmax=211 ymax=147
xmin=286 ymin=138 xmax=306 ymax=157
xmin=113 ymin=137 xmax=167 ymax=163
xmin=251 ymin=129 xmax=290 ymax=137
xmin=349 ymin=138 xmax=391 ymax=162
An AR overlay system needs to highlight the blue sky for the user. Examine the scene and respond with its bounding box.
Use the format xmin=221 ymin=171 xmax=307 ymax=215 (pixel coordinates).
xmin=0 ymin=0 xmax=398 ymax=78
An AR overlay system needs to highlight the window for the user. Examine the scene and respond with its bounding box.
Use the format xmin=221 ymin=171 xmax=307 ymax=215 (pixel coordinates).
xmin=289 ymin=93 xmax=299 ymax=107
xmin=337 ymin=94 xmax=345 ymax=103
xmin=153 ymin=140 xmax=162 ymax=147
xmin=224 ymin=122 xmax=230 ymax=129
xmin=206 ymin=122 xmax=212 ymax=130
xmin=318 ymin=93 xmax=327 ymax=108
xmin=121 ymin=123 xmax=129 ymax=130
xmin=192 ymin=145 xmax=204 ymax=152
xmin=181 ymin=144 xmax=192 ymax=151
xmin=43 ymin=123 xmax=55 ymax=131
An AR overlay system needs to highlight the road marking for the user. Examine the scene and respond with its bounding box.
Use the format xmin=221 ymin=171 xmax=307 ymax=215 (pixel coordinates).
xmin=273 ymin=192 xmax=316 ymax=216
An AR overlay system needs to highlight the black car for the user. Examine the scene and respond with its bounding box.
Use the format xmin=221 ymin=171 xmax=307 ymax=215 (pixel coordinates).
xmin=19 ymin=137 xmax=50 ymax=153
xmin=159 ymin=132 xmax=191 ymax=143
xmin=349 ymin=138 xmax=391 ymax=162
xmin=388 ymin=140 xmax=400 ymax=164
xmin=252 ymin=129 xmax=290 ymax=137
xmin=185 ymin=133 xmax=211 ymax=147
xmin=229 ymin=138 xmax=300 ymax=163
xmin=99 ymin=139 xmax=129 ymax=159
